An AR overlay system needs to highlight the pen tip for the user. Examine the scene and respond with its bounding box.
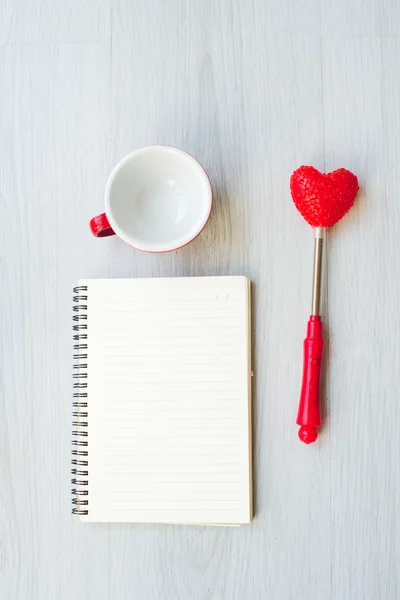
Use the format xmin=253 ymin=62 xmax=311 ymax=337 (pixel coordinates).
xmin=298 ymin=426 xmax=318 ymax=444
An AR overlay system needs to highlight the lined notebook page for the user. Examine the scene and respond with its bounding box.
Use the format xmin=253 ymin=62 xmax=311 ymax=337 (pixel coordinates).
xmin=81 ymin=277 xmax=252 ymax=524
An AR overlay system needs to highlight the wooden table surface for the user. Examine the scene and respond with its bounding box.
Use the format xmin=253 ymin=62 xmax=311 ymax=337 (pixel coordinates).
xmin=1 ymin=1 xmax=400 ymax=598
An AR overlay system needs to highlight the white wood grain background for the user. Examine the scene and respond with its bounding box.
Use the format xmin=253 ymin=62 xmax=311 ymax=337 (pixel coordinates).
xmin=0 ymin=1 xmax=399 ymax=598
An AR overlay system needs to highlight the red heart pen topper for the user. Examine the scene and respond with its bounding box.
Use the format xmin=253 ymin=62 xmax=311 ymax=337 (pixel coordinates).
xmin=290 ymin=166 xmax=359 ymax=444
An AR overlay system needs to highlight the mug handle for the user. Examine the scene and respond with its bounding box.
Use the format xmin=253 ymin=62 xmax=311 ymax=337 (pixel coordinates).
xmin=89 ymin=213 xmax=115 ymax=237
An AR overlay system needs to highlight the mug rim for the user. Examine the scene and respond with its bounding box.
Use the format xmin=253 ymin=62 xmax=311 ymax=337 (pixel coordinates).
xmin=104 ymin=145 xmax=213 ymax=252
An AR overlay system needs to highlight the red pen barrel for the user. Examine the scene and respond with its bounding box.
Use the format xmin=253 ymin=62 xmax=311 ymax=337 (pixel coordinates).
xmin=296 ymin=315 xmax=324 ymax=444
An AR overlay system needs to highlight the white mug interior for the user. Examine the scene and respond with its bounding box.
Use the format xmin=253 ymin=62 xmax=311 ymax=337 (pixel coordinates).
xmin=105 ymin=146 xmax=212 ymax=252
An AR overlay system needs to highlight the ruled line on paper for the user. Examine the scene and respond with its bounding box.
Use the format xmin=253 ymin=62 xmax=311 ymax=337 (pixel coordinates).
xmin=104 ymin=428 xmax=243 ymax=434
xmin=103 ymin=334 xmax=241 ymax=341
xmin=103 ymin=406 xmax=241 ymax=412
xmin=105 ymin=400 xmax=242 ymax=406
xmin=103 ymin=315 xmax=240 ymax=323
xmin=103 ymin=363 xmax=241 ymax=371
xmin=102 ymin=382 xmax=242 ymax=389
xmin=104 ymin=417 xmax=242 ymax=422
xmin=103 ymin=490 xmax=242 ymax=497
xmin=104 ymin=419 xmax=242 ymax=424
xmin=104 ymin=434 xmax=243 ymax=440
xmin=103 ymin=479 xmax=243 ymax=486
xmin=102 ymin=298 xmax=238 ymax=306
xmin=105 ymin=432 xmax=242 ymax=438
xmin=104 ymin=472 xmax=240 ymax=484
xmin=104 ymin=360 xmax=241 ymax=367
xmin=100 ymin=475 xmax=241 ymax=485
xmin=104 ymin=457 xmax=241 ymax=465
xmin=102 ymin=346 xmax=236 ymax=358
xmin=103 ymin=450 xmax=242 ymax=456
xmin=102 ymin=340 xmax=240 ymax=346
xmin=102 ymin=407 xmax=242 ymax=411
xmin=102 ymin=415 xmax=243 ymax=422
xmin=105 ymin=508 xmax=242 ymax=512
xmin=104 ymin=498 xmax=240 ymax=510
xmin=104 ymin=418 xmax=244 ymax=424
xmin=105 ymin=309 xmax=239 ymax=317
xmin=103 ymin=480 xmax=242 ymax=486
xmin=102 ymin=396 xmax=242 ymax=403
xmin=104 ymin=434 xmax=242 ymax=440
xmin=102 ymin=379 xmax=241 ymax=385
xmin=104 ymin=366 xmax=241 ymax=374
xmin=104 ymin=492 xmax=241 ymax=500
xmin=103 ymin=393 xmax=242 ymax=397
xmin=103 ymin=323 xmax=240 ymax=328
xmin=103 ymin=442 xmax=242 ymax=447
xmin=104 ymin=470 xmax=242 ymax=476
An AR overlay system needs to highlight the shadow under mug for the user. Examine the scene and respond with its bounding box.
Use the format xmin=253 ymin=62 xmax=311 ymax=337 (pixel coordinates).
xmin=89 ymin=146 xmax=213 ymax=252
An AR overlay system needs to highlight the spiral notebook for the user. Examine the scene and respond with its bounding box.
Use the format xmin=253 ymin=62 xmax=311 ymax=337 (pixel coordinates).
xmin=72 ymin=276 xmax=252 ymax=525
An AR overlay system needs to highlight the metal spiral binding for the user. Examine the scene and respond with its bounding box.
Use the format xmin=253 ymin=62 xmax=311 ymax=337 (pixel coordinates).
xmin=72 ymin=286 xmax=89 ymax=515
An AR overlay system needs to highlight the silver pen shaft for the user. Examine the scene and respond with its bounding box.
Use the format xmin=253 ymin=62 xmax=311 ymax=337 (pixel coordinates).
xmin=311 ymin=228 xmax=325 ymax=316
